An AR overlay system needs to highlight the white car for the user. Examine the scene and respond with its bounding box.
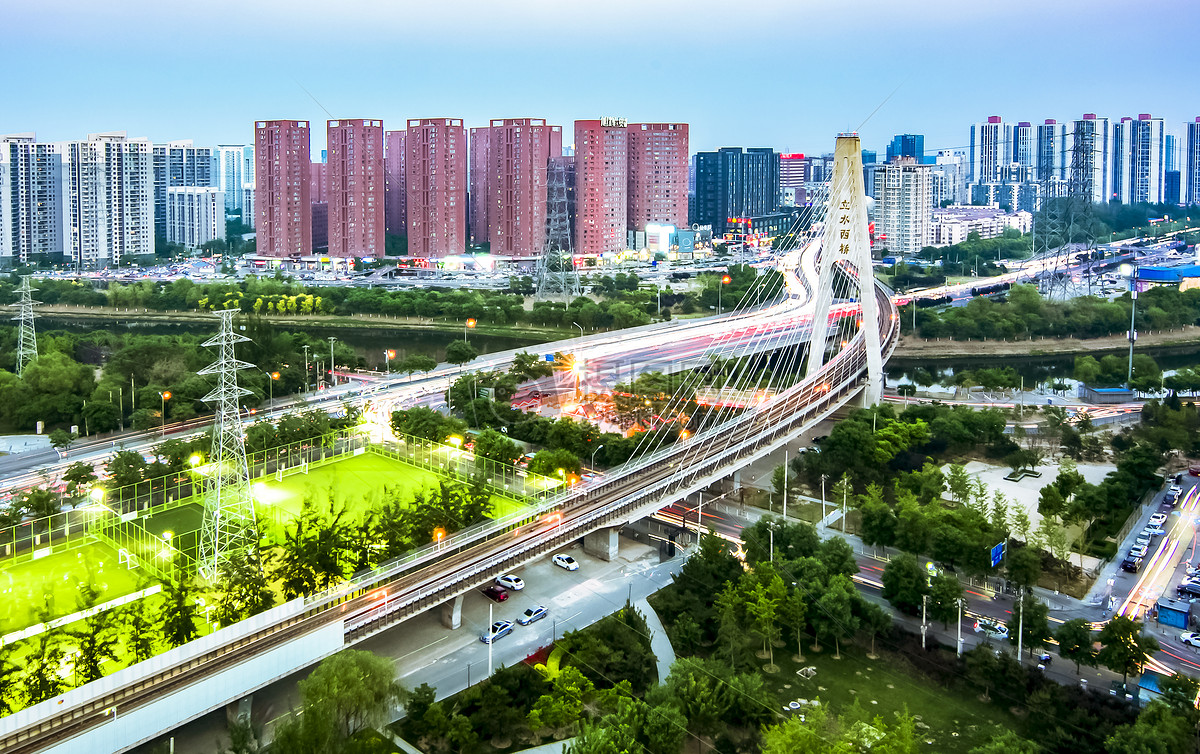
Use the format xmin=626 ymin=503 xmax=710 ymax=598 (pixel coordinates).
xmin=552 ymin=553 xmax=579 ymax=571
xmin=1181 ymin=631 xmax=1200 ymax=648
xmin=517 ymin=604 xmax=548 ymax=626
xmin=495 ymin=574 xmax=525 ymax=591
xmin=1129 ymin=544 xmax=1149 ymax=558
xmin=480 ymin=620 xmax=514 ymax=644
xmin=1149 ymin=513 xmax=1168 ymax=527
xmin=974 ymin=619 xmax=1009 ymax=640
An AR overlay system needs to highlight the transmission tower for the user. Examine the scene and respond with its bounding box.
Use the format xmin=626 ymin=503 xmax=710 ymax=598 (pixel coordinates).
xmin=197 ymin=309 xmax=257 ymax=582
xmin=12 ymin=276 xmax=39 ymax=375
xmin=536 ymin=158 xmax=582 ymax=303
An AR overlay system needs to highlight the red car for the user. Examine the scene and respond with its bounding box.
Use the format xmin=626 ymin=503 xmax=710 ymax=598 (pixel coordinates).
xmin=482 ymin=585 xmax=508 ymax=602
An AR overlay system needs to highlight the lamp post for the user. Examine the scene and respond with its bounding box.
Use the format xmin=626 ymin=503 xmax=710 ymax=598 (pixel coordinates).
xmin=464 ymin=318 xmax=476 ymax=344
xmin=591 ymin=444 xmax=604 ymax=470
xmin=384 ymin=349 xmax=395 ymax=373
xmin=573 ymin=322 xmax=583 ymax=339
xmin=1120 ymin=262 xmax=1138 ymax=389
xmin=269 ymin=371 xmax=279 ymax=405
xmin=327 ymin=337 xmax=337 ymax=388
xmin=302 ymin=344 xmax=310 ymax=393
xmin=159 ymin=391 xmax=171 ymax=437
xmin=719 ymin=274 xmax=731 ymax=314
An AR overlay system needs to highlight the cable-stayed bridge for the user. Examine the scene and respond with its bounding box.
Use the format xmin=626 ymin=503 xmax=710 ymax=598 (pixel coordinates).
xmin=0 ymin=135 xmax=899 ymax=754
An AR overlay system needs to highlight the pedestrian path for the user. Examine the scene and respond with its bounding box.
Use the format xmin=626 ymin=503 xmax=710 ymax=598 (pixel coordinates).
xmin=635 ymin=597 xmax=676 ymax=683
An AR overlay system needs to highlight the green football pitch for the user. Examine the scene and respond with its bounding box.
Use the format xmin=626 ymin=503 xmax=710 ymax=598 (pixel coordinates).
xmin=0 ymin=541 xmax=144 ymax=634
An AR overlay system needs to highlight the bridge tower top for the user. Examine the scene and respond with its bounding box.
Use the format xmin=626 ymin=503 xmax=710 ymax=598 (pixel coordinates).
xmin=805 ymin=134 xmax=884 ymax=404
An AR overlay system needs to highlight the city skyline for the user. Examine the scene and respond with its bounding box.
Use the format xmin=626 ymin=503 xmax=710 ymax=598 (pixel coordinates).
xmin=4 ymin=0 xmax=1197 ymax=156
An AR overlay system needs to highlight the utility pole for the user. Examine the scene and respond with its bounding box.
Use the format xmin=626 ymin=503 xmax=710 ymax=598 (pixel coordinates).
xmin=1016 ymin=588 xmax=1025 ymax=660
xmin=956 ymin=598 xmax=965 ymax=657
xmin=328 ymin=337 xmax=337 ymax=388
xmin=1126 ymin=262 xmax=1138 ymax=389
xmin=697 ymin=491 xmax=703 ymax=531
xmin=782 ymin=448 xmax=788 ymax=520
xmin=302 ymin=344 xmax=310 ymax=393
xmin=769 ymin=525 xmax=774 ymax=562
xmin=921 ymin=594 xmax=929 ymax=650
xmin=487 ymin=602 xmax=493 ymax=676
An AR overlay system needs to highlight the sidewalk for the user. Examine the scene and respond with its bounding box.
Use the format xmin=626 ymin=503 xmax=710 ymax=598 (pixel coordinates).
xmin=635 ymin=598 xmax=676 ymax=684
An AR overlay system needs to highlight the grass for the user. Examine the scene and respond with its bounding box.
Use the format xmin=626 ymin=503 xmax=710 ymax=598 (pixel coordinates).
xmin=0 ymin=541 xmax=145 ymax=633
xmin=764 ymin=642 xmax=1015 ymax=752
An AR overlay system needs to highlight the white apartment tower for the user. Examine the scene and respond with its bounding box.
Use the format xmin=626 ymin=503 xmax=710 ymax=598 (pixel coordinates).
xmin=970 ymin=116 xmax=1010 ymax=184
xmin=1186 ymin=118 xmax=1200 ymax=206
xmin=1068 ymin=114 xmax=1112 ymax=204
xmin=873 ymin=158 xmax=933 ymax=255
xmin=62 ymin=132 xmax=155 ymax=267
xmin=0 ymin=133 xmax=69 ymax=266
xmin=166 ymin=186 xmax=226 ymax=249
xmin=1036 ymin=120 xmax=1068 ymax=182
xmin=1112 ymin=114 xmax=1165 ymax=204
xmin=216 ymin=145 xmax=253 ymax=214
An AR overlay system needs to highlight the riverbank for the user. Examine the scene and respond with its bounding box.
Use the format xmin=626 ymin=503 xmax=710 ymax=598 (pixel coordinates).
xmin=893 ymin=325 xmax=1200 ymax=363
xmin=34 ymin=305 xmax=573 ymax=341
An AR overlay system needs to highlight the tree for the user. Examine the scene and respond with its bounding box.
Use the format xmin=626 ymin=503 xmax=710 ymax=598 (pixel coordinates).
xmin=747 ymin=583 xmax=781 ymax=671
xmin=857 ymin=600 xmax=891 ymax=659
xmin=967 ymin=729 xmax=1040 ymax=754
xmin=946 ymin=463 xmax=972 ymax=506
xmin=1006 ymin=545 xmax=1042 ymax=590
xmin=23 ymin=628 xmax=68 ymax=705
xmin=1054 ymin=618 xmax=1096 ymax=673
xmin=444 ymin=340 xmax=478 ymax=365
xmin=19 ymin=487 xmax=60 ymax=520
xmin=528 ymin=447 xmax=582 ymax=477
xmin=302 ymin=650 xmax=406 ymax=741
xmin=528 ymin=664 xmax=594 ymax=738
xmin=48 ymin=428 xmax=75 ymax=452
xmin=1097 ymin=616 xmax=1159 ymax=685
xmin=107 ymin=449 xmax=148 ymax=488
xmin=68 ymin=582 xmax=119 ymax=685
xmin=471 ymin=428 xmax=522 ymax=466
xmin=120 ymin=600 xmax=157 ymax=664
xmin=0 ymin=645 xmax=20 ymax=716
xmin=159 ymin=571 xmax=200 ymax=648
xmin=812 ymin=574 xmax=859 ymax=658
xmin=779 ymin=588 xmax=808 ymax=662
xmin=928 ymin=573 xmax=963 ymax=628
xmin=818 ymin=536 xmax=859 ymax=579
xmin=881 ymin=552 xmax=929 ymax=615
xmin=63 ymin=461 xmax=97 ymax=493
xmin=1007 ymin=593 xmax=1051 ymax=656
xmin=212 ymin=548 xmax=276 ymax=627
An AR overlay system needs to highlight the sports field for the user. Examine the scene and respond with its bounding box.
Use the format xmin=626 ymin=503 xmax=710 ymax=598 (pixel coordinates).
xmin=0 ymin=541 xmax=144 ymax=633
xmin=252 ymin=452 xmax=532 ymax=522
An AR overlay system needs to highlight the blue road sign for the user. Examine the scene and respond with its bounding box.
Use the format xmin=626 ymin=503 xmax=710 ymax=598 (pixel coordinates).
xmin=990 ymin=541 xmax=1006 ymax=568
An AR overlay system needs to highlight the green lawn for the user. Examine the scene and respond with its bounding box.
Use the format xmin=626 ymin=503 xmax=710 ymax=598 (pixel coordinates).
xmin=0 ymin=541 xmax=145 ymax=633
xmin=765 ymin=643 xmax=1015 ymax=752
xmin=253 ymin=452 xmax=531 ymax=522
xmin=138 ymin=503 xmax=205 ymax=563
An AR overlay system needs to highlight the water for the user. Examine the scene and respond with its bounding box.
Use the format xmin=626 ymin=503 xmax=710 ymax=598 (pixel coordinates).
xmin=887 ymin=347 xmax=1200 ymax=388
xmin=40 ymin=316 xmax=547 ymax=370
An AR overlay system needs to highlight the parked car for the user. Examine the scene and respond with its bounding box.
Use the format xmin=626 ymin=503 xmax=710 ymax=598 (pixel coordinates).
xmin=517 ymin=605 xmax=548 ymax=626
xmin=1149 ymin=513 xmax=1168 ymax=527
xmin=1134 ymin=534 xmax=1151 ymax=548
xmin=552 ymin=553 xmax=579 ymax=571
xmin=1129 ymin=544 xmax=1149 ymax=558
xmin=974 ymin=619 xmax=1009 ymax=640
xmin=1180 ymin=631 xmax=1200 ymax=648
xmin=1121 ymin=556 xmax=1143 ymax=573
xmin=1176 ymin=582 xmax=1200 ymax=598
xmin=1170 ymin=485 xmax=1183 ymax=497
xmin=482 ymin=585 xmax=509 ymax=602
xmin=481 ymin=620 xmax=515 ymax=644
xmin=496 ymin=574 xmax=525 ymax=591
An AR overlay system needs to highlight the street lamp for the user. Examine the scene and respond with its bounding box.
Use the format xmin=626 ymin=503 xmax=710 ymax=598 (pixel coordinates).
xmin=159 ymin=391 xmax=171 ymax=437
xmin=269 ymin=371 xmax=280 ymax=405
xmin=719 ymin=274 xmax=731 ymax=314
xmin=302 ymin=344 xmax=310 ymax=393
xmin=384 ymin=349 xmax=396 ymax=373
xmin=464 ymin=318 xmax=476 ymax=343
xmin=1120 ymin=262 xmax=1138 ymax=389
xmin=327 ymin=337 xmax=337 ymax=388
xmin=591 ymin=444 xmax=605 ymax=470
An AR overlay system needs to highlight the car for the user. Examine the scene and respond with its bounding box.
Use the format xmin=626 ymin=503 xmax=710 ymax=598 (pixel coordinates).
xmin=1149 ymin=513 xmax=1168 ymax=526
xmin=1145 ymin=523 xmax=1165 ymax=536
xmin=974 ymin=619 xmax=1009 ymax=640
xmin=517 ymin=605 xmax=548 ymax=626
xmin=1134 ymin=534 xmax=1151 ymax=548
xmin=552 ymin=553 xmax=579 ymax=571
xmin=1129 ymin=544 xmax=1149 ymax=558
xmin=496 ymin=574 xmax=525 ymax=591
xmin=1181 ymin=631 xmax=1200 ymax=648
xmin=1177 ymin=582 xmax=1200 ymax=598
xmin=1121 ymin=556 xmax=1143 ymax=573
xmin=482 ymin=585 xmax=509 ymax=602
xmin=1170 ymin=485 xmax=1183 ymax=497
xmin=481 ymin=619 xmax=514 ymax=644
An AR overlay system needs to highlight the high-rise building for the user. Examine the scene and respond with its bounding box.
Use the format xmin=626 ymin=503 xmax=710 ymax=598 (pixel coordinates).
xmin=1112 ymin=114 xmax=1164 ymax=205
xmin=574 ymin=118 xmax=629 ymax=255
xmin=886 ymin=134 xmax=925 ymax=163
xmin=1186 ymin=118 xmax=1200 ymax=206
xmin=326 ymin=119 xmax=384 ymax=257
xmin=780 ymin=153 xmax=807 ymax=206
xmin=1165 ymin=133 xmax=1178 ymax=173
xmin=62 ymin=132 xmax=155 ymax=267
xmin=468 ymin=126 xmax=491 ymax=243
xmin=405 ymin=118 xmax=466 ymax=258
xmin=692 ymin=147 xmax=780 ymax=235
xmin=254 ymin=120 xmax=311 ymax=258
xmin=1036 ymin=120 xmax=1068 ymax=182
xmin=216 ymin=145 xmax=253 ymax=214
xmin=933 ymin=149 xmax=969 ymax=205
xmin=627 ymin=122 xmax=689 ymax=233
xmin=473 ymin=118 xmax=562 ymax=256
xmin=166 ymin=186 xmax=225 ymax=249
xmin=969 ymin=116 xmax=1011 ymax=184
xmin=1 ymin=133 xmax=68 ymax=266
xmin=152 ymin=141 xmax=213 ymax=239
xmin=1012 ymin=122 xmax=1035 ymax=170
xmin=872 ymin=158 xmax=933 ymax=255
xmin=309 ymin=161 xmax=327 ymax=204
xmin=384 ymin=130 xmax=406 ymax=237
xmin=1068 ymin=114 xmax=1112 ymax=204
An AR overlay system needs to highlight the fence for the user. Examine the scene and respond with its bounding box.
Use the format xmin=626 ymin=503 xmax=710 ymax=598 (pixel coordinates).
xmin=371 ymin=432 xmax=562 ymax=501
xmin=0 ymin=507 xmax=95 ymax=571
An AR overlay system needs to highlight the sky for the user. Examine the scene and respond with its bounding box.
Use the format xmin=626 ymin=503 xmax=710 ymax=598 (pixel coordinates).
xmin=4 ymin=0 xmax=1198 ymax=158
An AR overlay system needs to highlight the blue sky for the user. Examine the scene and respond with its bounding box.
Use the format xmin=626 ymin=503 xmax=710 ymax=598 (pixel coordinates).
xmin=4 ymin=0 xmax=1198 ymax=157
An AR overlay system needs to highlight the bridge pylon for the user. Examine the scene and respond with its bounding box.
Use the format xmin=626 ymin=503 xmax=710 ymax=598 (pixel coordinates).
xmin=804 ymin=133 xmax=883 ymax=406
